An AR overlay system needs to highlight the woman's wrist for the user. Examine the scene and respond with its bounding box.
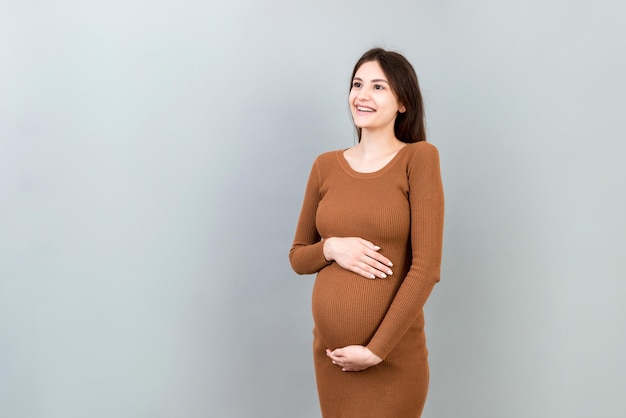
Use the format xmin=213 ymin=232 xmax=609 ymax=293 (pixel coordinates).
xmin=323 ymin=237 xmax=335 ymax=262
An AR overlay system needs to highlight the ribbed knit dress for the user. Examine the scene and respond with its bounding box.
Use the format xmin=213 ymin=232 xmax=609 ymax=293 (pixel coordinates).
xmin=289 ymin=141 xmax=444 ymax=418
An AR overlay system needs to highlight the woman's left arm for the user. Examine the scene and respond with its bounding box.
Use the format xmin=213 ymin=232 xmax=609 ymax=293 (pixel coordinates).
xmin=365 ymin=142 xmax=445 ymax=360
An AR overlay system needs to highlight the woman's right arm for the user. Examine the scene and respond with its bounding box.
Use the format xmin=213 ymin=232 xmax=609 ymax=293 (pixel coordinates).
xmin=289 ymin=159 xmax=332 ymax=275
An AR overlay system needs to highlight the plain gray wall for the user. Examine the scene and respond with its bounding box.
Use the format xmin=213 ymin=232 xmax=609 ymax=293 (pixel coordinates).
xmin=1 ymin=1 xmax=625 ymax=417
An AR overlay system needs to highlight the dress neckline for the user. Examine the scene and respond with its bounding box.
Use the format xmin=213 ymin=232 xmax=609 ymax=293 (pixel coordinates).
xmin=337 ymin=144 xmax=410 ymax=178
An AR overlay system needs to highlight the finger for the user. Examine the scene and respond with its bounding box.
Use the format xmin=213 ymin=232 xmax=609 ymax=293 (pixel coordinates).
xmin=329 ymin=348 xmax=343 ymax=357
xmin=352 ymin=265 xmax=378 ymax=280
xmin=330 ymin=357 xmax=345 ymax=367
xmin=331 ymin=349 xmax=349 ymax=360
xmin=361 ymin=256 xmax=393 ymax=277
xmin=363 ymin=249 xmax=394 ymax=269
xmin=326 ymin=349 xmax=343 ymax=362
xmin=355 ymin=262 xmax=388 ymax=279
xmin=357 ymin=238 xmax=381 ymax=251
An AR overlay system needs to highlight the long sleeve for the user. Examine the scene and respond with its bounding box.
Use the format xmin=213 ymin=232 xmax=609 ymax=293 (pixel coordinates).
xmin=289 ymin=159 xmax=332 ymax=275
xmin=366 ymin=143 xmax=444 ymax=359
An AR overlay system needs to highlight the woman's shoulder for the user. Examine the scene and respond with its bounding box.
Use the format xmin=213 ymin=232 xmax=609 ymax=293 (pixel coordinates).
xmin=402 ymin=141 xmax=441 ymax=174
xmin=316 ymin=149 xmax=341 ymax=160
xmin=405 ymin=141 xmax=439 ymax=154
xmin=404 ymin=141 xmax=440 ymax=161
xmin=311 ymin=149 xmax=343 ymax=168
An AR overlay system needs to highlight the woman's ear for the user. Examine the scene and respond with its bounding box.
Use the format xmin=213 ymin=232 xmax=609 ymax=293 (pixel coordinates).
xmin=399 ymin=104 xmax=406 ymax=113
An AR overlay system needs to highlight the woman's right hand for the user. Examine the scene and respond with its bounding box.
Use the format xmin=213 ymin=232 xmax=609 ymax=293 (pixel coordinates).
xmin=323 ymin=237 xmax=394 ymax=279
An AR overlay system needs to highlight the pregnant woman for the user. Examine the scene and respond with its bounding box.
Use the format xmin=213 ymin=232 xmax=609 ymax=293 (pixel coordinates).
xmin=289 ymin=47 xmax=444 ymax=417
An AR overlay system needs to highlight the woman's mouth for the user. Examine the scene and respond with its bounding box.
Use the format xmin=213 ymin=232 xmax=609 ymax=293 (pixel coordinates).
xmin=356 ymin=105 xmax=375 ymax=113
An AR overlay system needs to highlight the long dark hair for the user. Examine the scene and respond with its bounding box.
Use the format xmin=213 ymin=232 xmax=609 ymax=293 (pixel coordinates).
xmin=350 ymin=48 xmax=426 ymax=143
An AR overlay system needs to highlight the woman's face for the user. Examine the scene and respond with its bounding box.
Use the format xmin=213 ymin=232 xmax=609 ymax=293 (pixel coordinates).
xmin=349 ymin=60 xmax=405 ymax=134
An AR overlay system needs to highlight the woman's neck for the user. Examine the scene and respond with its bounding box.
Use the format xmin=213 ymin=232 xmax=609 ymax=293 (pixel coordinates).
xmin=357 ymin=130 xmax=404 ymax=155
xmin=344 ymin=130 xmax=406 ymax=173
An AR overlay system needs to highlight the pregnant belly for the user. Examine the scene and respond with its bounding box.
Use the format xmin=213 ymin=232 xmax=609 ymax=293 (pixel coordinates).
xmin=311 ymin=264 xmax=400 ymax=348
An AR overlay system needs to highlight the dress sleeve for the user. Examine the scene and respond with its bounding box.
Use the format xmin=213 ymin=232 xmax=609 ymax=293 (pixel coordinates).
xmin=289 ymin=158 xmax=332 ymax=275
xmin=366 ymin=142 xmax=445 ymax=359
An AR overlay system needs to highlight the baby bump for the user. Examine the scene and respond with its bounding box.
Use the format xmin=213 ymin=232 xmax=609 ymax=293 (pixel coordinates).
xmin=311 ymin=264 xmax=400 ymax=348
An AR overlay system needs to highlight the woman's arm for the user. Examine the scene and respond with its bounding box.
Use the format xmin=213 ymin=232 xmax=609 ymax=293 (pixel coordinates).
xmin=366 ymin=142 xmax=445 ymax=359
xmin=289 ymin=159 xmax=331 ymax=275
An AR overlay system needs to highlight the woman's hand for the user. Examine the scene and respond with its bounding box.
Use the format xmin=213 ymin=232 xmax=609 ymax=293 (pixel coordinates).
xmin=323 ymin=237 xmax=393 ymax=279
xmin=326 ymin=346 xmax=383 ymax=372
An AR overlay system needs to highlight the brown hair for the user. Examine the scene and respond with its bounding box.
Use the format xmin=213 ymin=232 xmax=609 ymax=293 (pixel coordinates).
xmin=350 ymin=48 xmax=426 ymax=143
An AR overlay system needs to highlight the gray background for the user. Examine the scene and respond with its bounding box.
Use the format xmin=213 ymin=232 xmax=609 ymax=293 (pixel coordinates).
xmin=1 ymin=1 xmax=625 ymax=417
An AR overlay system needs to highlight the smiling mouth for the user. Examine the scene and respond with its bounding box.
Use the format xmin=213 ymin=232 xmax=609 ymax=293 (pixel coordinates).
xmin=356 ymin=105 xmax=375 ymax=112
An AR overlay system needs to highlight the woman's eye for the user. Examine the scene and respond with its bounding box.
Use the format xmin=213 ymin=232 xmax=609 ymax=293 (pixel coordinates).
xmin=352 ymin=82 xmax=362 ymax=88
xmin=374 ymin=84 xmax=384 ymax=90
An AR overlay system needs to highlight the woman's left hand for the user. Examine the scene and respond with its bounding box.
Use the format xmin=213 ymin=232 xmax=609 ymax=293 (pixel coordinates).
xmin=326 ymin=345 xmax=383 ymax=372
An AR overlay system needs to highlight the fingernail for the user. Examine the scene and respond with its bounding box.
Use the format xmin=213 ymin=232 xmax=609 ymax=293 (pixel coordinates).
xmin=380 ymin=273 xmax=387 ymax=279
xmin=373 ymin=246 xmax=380 ymax=250
xmin=387 ymin=270 xmax=393 ymax=275
xmin=370 ymin=274 xmax=376 ymax=279
xmin=388 ymin=262 xmax=393 ymax=267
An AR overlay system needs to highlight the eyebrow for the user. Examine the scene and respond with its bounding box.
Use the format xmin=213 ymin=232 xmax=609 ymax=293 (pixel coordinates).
xmin=353 ymin=77 xmax=390 ymax=84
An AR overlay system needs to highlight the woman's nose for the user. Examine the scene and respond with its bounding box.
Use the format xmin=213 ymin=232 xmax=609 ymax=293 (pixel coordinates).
xmin=357 ymin=88 xmax=370 ymax=100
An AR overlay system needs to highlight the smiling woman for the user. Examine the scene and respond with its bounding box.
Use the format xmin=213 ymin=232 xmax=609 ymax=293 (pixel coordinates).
xmin=289 ymin=48 xmax=444 ymax=418
xmin=349 ymin=62 xmax=406 ymax=139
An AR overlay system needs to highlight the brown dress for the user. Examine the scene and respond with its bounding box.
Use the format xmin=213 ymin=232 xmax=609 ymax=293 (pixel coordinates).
xmin=289 ymin=142 xmax=444 ymax=418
